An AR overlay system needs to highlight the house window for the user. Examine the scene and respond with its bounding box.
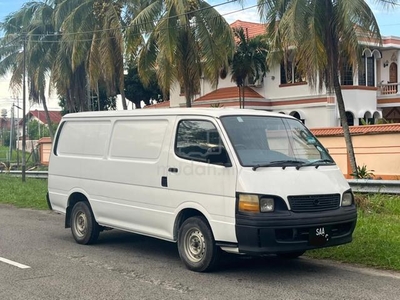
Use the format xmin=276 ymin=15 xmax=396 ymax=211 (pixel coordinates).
xmin=358 ymin=66 xmax=366 ymax=86
xmin=280 ymin=60 xmax=305 ymax=84
xmin=340 ymin=62 xmax=353 ymax=85
xmin=358 ymin=55 xmax=375 ymax=87
xmin=359 ymin=112 xmax=374 ymax=125
xmin=367 ymin=57 xmax=375 ymax=86
xmin=346 ymin=111 xmax=354 ymax=126
xmin=290 ymin=111 xmax=305 ymax=124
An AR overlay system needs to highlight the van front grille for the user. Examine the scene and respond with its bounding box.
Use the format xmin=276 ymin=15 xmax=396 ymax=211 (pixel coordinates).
xmin=288 ymin=194 xmax=340 ymax=212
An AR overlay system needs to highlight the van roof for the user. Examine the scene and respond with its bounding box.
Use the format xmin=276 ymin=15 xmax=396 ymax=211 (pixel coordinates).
xmin=62 ymin=108 xmax=295 ymax=120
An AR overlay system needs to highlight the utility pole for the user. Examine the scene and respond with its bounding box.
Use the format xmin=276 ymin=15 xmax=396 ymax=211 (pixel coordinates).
xmin=9 ymin=105 xmax=14 ymax=163
xmin=22 ymin=33 xmax=26 ymax=182
xmin=12 ymin=103 xmax=22 ymax=167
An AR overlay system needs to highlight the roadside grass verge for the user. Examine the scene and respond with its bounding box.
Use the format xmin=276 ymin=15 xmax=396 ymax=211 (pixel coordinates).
xmin=0 ymin=145 xmax=19 ymax=164
xmin=0 ymin=174 xmax=48 ymax=209
xmin=307 ymin=194 xmax=400 ymax=271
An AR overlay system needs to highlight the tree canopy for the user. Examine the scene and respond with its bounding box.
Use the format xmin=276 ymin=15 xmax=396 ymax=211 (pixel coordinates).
xmin=131 ymin=0 xmax=235 ymax=107
xmin=230 ymin=26 xmax=268 ymax=108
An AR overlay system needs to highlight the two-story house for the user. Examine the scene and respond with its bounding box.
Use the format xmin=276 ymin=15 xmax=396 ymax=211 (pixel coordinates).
xmin=164 ymin=20 xmax=400 ymax=129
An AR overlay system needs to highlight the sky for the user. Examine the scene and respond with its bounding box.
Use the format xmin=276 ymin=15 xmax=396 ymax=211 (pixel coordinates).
xmin=209 ymin=0 xmax=400 ymax=36
xmin=1 ymin=0 xmax=400 ymax=114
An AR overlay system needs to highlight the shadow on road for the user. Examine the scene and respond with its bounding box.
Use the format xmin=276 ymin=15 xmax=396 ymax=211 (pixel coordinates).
xmin=88 ymin=230 xmax=334 ymax=276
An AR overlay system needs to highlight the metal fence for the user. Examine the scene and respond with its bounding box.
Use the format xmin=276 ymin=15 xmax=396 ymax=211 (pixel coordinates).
xmin=0 ymin=170 xmax=48 ymax=179
xmin=347 ymin=179 xmax=400 ymax=194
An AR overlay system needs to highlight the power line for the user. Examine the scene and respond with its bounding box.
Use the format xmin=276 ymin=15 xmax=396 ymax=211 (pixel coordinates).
xmin=1 ymin=1 xmax=262 ymax=44
xmin=9 ymin=0 xmax=238 ymax=38
xmin=380 ymin=23 xmax=400 ymax=26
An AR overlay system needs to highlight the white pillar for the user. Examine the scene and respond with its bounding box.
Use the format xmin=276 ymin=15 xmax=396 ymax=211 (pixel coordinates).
xmin=397 ymin=50 xmax=400 ymax=94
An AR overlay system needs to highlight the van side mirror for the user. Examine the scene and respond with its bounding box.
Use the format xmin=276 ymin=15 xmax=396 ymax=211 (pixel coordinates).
xmin=206 ymin=147 xmax=232 ymax=167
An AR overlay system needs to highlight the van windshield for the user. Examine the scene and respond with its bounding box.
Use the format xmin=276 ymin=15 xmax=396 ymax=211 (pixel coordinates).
xmin=220 ymin=116 xmax=334 ymax=168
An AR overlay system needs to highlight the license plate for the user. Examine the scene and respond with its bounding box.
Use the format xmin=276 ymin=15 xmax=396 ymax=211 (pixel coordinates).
xmin=309 ymin=226 xmax=330 ymax=246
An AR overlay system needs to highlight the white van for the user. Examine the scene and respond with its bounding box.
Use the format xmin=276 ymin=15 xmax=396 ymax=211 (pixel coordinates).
xmin=47 ymin=108 xmax=357 ymax=272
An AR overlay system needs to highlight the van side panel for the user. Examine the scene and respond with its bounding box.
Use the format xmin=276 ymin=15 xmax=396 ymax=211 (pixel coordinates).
xmin=48 ymin=120 xmax=112 ymax=213
xmin=49 ymin=116 xmax=176 ymax=240
xmin=93 ymin=118 xmax=174 ymax=239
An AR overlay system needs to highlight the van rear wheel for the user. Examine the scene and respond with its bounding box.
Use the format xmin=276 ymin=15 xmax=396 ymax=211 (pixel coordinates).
xmin=178 ymin=216 xmax=219 ymax=272
xmin=71 ymin=202 xmax=100 ymax=245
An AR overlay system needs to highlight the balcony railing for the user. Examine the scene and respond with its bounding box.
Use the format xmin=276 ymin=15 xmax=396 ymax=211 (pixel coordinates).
xmin=379 ymin=82 xmax=399 ymax=95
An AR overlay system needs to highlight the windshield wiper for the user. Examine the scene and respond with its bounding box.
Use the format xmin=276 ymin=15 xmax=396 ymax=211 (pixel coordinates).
xmin=252 ymin=160 xmax=303 ymax=171
xmin=295 ymin=159 xmax=334 ymax=170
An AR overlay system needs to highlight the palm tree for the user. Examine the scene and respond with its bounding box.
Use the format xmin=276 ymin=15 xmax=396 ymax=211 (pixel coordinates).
xmin=52 ymin=0 xmax=129 ymax=111
xmin=230 ymin=27 xmax=268 ymax=109
xmin=255 ymin=0 xmax=400 ymax=177
xmin=0 ymin=1 xmax=57 ymax=139
xmin=1 ymin=0 xmax=148 ymax=114
xmin=131 ymin=0 xmax=235 ymax=107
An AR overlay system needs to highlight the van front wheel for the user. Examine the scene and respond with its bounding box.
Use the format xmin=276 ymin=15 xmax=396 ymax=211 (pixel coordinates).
xmin=178 ymin=217 xmax=219 ymax=272
xmin=71 ymin=202 xmax=100 ymax=245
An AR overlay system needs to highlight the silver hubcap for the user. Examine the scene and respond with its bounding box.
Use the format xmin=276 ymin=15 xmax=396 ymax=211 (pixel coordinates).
xmin=184 ymin=228 xmax=206 ymax=263
xmin=74 ymin=211 xmax=87 ymax=238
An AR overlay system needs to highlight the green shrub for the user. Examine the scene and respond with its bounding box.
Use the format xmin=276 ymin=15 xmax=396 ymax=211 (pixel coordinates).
xmin=352 ymin=164 xmax=374 ymax=179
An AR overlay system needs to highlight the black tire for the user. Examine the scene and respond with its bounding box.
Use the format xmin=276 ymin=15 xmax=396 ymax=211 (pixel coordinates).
xmin=177 ymin=216 xmax=219 ymax=272
xmin=70 ymin=201 xmax=100 ymax=245
xmin=277 ymin=251 xmax=306 ymax=259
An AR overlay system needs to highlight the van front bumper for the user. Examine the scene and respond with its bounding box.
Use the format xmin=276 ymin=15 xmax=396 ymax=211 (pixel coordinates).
xmin=235 ymin=206 xmax=357 ymax=255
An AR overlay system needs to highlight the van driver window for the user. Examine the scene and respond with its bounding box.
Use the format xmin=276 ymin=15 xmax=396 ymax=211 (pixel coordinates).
xmin=175 ymin=120 xmax=230 ymax=166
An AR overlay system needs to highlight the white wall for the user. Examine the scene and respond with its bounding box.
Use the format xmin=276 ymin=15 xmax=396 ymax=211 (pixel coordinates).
xmin=274 ymin=105 xmax=337 ymax=128
xmin=170 ymin=81 xmax=185 ymax=107
xmin=341 ymin=89 xmax=379 ymax=120
xmin=380 ymin=49 xmax=400 ymax=84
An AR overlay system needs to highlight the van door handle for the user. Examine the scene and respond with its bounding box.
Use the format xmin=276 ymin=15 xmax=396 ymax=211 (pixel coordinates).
xmin=168 ymin=167 xmax=178 ymax=173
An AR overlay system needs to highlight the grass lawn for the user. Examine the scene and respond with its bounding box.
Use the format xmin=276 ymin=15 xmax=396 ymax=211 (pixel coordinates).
xmin=1 ymin=173 xmax=400 ymax=271
xmin=0 ymin=174 xmax=48 ymax=209
xmin=307 ymin=194 xmax=400 ymax=271
xmin=0 ymin=145 xmax=19 ymax=163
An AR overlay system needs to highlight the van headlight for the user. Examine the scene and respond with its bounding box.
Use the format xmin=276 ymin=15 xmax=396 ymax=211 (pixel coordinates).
xmin=238 ymin=194 xmax=259 ymax=212
xmin=238 ymin=194 xmax=275 ymax=213
xmin=342 ymin=192 xmax=353 ymax=206
xmin=260 ymin=197 xmax=274 ymax=212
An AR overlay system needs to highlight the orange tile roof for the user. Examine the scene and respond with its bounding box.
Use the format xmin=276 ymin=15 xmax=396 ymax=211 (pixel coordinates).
xmin=193 ymin=101 xmax=272 ymax=108
xmin=29 ymin=110 xmax=62 ymax=124
xmin=143 ymin=101 xmax=170 ymax=109
xmin=311 ymin=124 xmax=400 ymax=137
xmin=194 ymin=86 xmax=264 ymax=102
xmin=230 ymin=20 xmax=266 ymax=38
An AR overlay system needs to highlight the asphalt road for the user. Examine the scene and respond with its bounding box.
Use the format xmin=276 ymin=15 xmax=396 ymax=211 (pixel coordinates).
xmin=1 ymin=204 xmax=399 ymax=300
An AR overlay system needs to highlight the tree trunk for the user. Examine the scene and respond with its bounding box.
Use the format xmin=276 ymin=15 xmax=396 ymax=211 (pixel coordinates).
xmin=242 ymin=85 xmax=245 ymax=109
xmin=185 ymin=88 xmax=192 ymax=108
xmin=120 ymin=88 xmax=128 ymax=110
xmin=333 ymin=75 xmax=358 ymax=177
xmin=119 ymin=70 xmax=128 ymax=110
xmin=237 ymin=86 xmax=241 ymax=108
xmin=40 ymin=90 xmax=54 ymax=140
xmin=324 ymin=1 xmax=357 ymax=177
